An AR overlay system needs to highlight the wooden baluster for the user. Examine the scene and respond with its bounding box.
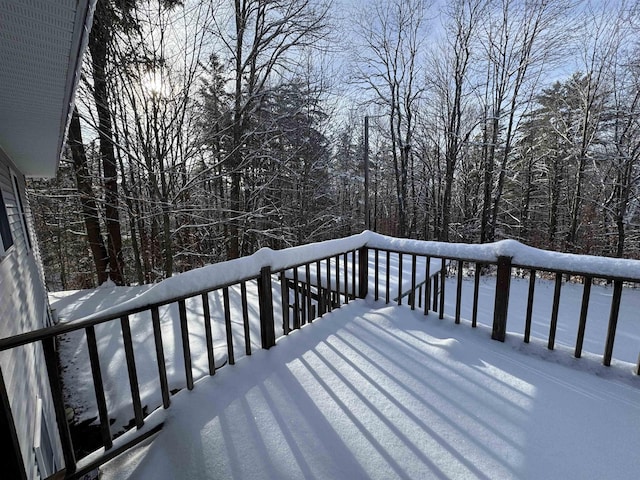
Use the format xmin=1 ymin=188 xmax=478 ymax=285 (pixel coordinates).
xmin=358 ymin=247 xmax=369 ymax=299
xmin=439 ymin=258 xmax=446 ymax=319
xmin=306 ymin=264 xmax=313 ymax=322
xmin=603 ymin=280 xmax=623 ymax=366
xmin=201 ymin=293 xmax=216 ymax=374
xmin=178 ymin=300 xmax=194 ymax=389
xmin=241 ymin=281 xmax=251 ymax=355
xmin=151 ymin=306 xmax=170 ymax=408
xmin=86 ymin=325 xmax=112 ymax=449
xmin=548 ymin=273 xmax=563 ymax=350
xmin=574 ymin=276 xmax=592 ymax=358
xmin=120 ymin=315 xmax=143 ymax=428
xmin=280 ymin=270 xmax=290 ymax=335
xmin=455 ymin=260 xmax=463 ymax=323
xmin=524 ymin=270 xmax=536 ymax=343
xmin=432 ymin=273 xmax=439 ymax=312
xmin=424 ymin=256 xmax=431 ymax=316
xmin=316 ymin=260 xmax=324 ymax=316
xmin=344 ymin=252 xmax=349 ymax=304
xmin=351 ymin=247 xmax=358 ymax=298
xmin=326 ymin=258 xmax=332 ymax=312
xmin=335 ymin=255 xmax=341 ymax=308
xmin=472 ymin=264 xmax=481 ymax=327
xmin=223 ymin=287 xmax=235 ymax=365
xmin=293 ymin=267 xmax=301 ymax=328
xmin=299 ymin=273 xmax=306 ymax=326
xmin=397 ymin=252 xmax=403 ymax=306
xmin=385 ymin=251 xmax=391 ymax=304
xmin=410 ymin=254 xmax=417 ymax=310
xmin=374 ymin=249 xmax=379 ymax=301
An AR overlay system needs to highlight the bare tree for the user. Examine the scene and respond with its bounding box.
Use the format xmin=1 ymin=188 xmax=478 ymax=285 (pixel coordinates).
xmin=68 ymin=107 xmax=110 ymax=284
xmin=605 ymin=70 xmax=640 ymax=257
xmin=598 ymin=4 xmax=640 ymax=257
xmin=476 ymin=0 xmax=570 ymax=242
xmin=85 ymin=0 xmax=145 ymax=284
xmin=213 ymin=0 xmax=332 ymax=258
xmin=352 ymin=0 xmax=430 ymax=238
xmin=108 ymin=0 xmax=216 ymax=278
xmin=564 ymin=0 xmax=626 ymax=251
xmin=428 ymin=0 xmax=485 ymax=241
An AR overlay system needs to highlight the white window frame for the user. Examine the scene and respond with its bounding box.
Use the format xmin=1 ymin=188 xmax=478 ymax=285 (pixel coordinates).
xmin=33 ymin=397 xmax=58 ymax=478
xmin=10 ymin=170 xmax=32 ymax=252
xmin=0 ymin=187 xmax=14 ymax=256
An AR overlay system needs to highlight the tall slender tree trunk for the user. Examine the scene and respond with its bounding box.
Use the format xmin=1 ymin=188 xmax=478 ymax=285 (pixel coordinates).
xmin=89 ymin=2 xmax=125 ymax=284
xmin=520 ymin=155 xmax=534 ymax=241
xmin=613 ymin=163 xmax=632 ymax=258
xmin=567 ymin=78 xmax=594 ymax=252
xmin=480 ymin=105 xmax=497 ymax=243
xmin=68 ymin=107 xmax=110 ymax=285
xmin=548 ymin=157 xmax=560 ymax=247
xmin=227 ymin=0 xmax=246 ymax=260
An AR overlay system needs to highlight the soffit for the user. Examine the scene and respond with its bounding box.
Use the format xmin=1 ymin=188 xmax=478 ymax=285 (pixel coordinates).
xmin=0 ymin=0 xmax=93 ymax=177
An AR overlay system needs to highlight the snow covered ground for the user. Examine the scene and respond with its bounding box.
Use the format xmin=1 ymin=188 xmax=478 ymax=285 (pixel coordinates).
xmin=97 ymin=300 xmax=640 ymax=479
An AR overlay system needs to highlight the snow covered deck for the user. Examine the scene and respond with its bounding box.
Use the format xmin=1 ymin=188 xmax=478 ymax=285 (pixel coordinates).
xmin=98 ymin=300 xmax=640 ymax=479
xmin=17 ymin=232 xmax=640 ymax=478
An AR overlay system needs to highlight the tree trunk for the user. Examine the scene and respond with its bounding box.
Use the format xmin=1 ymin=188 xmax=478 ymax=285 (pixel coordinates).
xmin=548 ymin=158 xmax=560 ymax=247
xmin=68 ymin=107 xmax=110 ymax=285
xmin=89 ymin=2 xmax=125 ymax=284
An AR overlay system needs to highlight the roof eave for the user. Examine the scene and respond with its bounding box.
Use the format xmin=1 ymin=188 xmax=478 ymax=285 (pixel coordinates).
xmin=49 ymin=0 xmax=96 ymax=179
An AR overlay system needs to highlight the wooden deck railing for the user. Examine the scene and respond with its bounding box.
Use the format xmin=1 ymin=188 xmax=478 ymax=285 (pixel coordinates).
xmin=0 ymin=243 xmax=368 ymax=479
xmin=368 ymin=244 xmax=640 ymax=367
xmin=0 ymin=233 xmax=639 ymax=479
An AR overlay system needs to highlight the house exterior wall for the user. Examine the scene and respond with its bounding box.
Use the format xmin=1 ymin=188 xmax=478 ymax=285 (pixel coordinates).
xmin=0 ymin=149 xmax=63 ymax=479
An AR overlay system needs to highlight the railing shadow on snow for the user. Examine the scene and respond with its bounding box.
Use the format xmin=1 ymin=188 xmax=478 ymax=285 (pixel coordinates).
xmin=1 ymin=231 xmax=639 ymax=479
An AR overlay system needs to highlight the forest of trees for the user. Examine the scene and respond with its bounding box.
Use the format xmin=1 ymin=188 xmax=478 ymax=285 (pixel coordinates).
xmin=28 ymin=0 xmax=640 ymax=290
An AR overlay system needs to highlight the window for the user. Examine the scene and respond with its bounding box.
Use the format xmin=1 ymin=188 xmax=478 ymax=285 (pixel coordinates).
xmin=11 ymin=172 xmax=32 ymax=250
xmin=0 ymin=188 xmax=14 ymax=255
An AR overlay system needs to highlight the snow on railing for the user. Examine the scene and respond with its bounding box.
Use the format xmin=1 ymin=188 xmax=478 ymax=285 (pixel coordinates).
xmin=1 ymin=232 xmax=639 ymax=479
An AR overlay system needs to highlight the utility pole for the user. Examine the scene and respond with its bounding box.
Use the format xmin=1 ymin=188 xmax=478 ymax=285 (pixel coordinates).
xmin=364 ymin=115 xmax=370 ymax=230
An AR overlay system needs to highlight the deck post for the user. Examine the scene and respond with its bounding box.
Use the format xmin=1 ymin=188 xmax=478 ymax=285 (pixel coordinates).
xmin=258 ymin=266 xmax=276 ymax=349
xmin=358 ymin=247 xmax=369 ymax=299
xmin=0 ymin=366 xmax=28 ymax=480
xmin=492 ymin=256 xmax=512 ymax=342
xmin=42 ymin=337 xmax=77 ymax=474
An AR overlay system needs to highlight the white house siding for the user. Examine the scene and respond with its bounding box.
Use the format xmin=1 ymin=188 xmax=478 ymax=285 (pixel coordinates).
xmin=0 ymin=151 xmax=63 ymax=479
